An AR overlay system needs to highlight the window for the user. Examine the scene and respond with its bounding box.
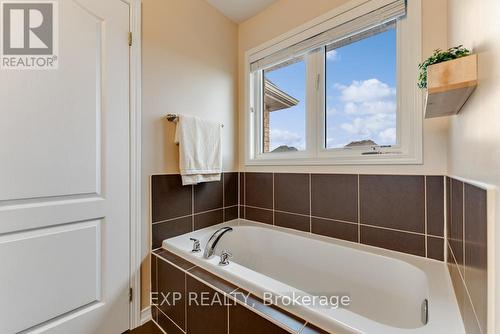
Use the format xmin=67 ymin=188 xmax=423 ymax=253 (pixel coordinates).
xmin=246 ymin=0 xmax=422 ymax=165
xmin=325 ymin=24 xmax=397 ymax=150
xmin=263 ymin=58 xmax=305 ymax=153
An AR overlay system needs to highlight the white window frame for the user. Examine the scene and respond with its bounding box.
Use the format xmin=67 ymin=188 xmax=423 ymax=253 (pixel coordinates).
xmin=244 ymin=0 xmax=422 ymax=166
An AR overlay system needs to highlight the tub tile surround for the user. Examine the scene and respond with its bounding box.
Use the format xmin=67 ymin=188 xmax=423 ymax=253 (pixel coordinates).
xmin=446 ymin=177 xmax=488 ymax=334
xmin=150 ymin=172 xmax=490 ymax=333
xmin=152 ymin=172 xmax=446 ymax=259
xmin=151 ymin=249 xmax=326 ymax=334
xmin=152 ymin=172 xmax=447 ymax=258
xmin=151 ymin=173 xmax=239 ymax=249
xmin=240 ymin=172 xmax=445 ymax=260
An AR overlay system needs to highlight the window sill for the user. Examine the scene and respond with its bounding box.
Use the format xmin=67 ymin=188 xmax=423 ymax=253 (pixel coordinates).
xmin=245 ymin=153 xmax=423 ymax=166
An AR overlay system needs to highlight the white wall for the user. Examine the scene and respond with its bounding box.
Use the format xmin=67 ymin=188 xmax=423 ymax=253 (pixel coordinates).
xmin=447 ymin=0 xmax=500 ymax=331
xmin=141 ymin=0 xmax=238 ymax=308
xmin=237 ymin=0 xmax=449 ymax=175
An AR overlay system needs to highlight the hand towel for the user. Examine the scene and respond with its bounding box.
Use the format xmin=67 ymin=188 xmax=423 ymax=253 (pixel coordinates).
xmin=174 ymin=114 xmax=222 ymax=185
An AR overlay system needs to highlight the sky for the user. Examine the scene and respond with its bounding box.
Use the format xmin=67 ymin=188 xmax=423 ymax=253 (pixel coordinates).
xmin=264 ymin=27 xmax=397 ymax=151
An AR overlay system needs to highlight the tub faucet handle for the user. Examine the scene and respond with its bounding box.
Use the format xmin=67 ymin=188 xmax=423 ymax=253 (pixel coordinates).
xmin=219 ymin=250 xmax=232 ymax=266
xmin=190 ymin=238 xmax=201 ymax=253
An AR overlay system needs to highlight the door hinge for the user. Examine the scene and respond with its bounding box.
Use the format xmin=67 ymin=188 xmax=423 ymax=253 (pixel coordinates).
xmin=128 ymin=32 xmax=132 ymax=46
xmin=129 ymin=287 xmax=133 ymax=302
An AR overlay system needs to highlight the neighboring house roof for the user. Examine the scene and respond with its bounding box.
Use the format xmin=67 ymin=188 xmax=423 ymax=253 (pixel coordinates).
xmin=271 ymin=145 xmax=298 ymax=153
xmin=344 ymin=139 xmax=378 ymax=147
xmin=264 ymin=79 xmax=299 ymax=112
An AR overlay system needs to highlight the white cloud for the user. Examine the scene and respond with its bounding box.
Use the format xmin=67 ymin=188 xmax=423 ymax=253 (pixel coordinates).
xmin=343 ymin=100 xmax=396 ymax=115
xmin=326 ymin=107 xmax=339 ymax=116
xmin=335 ymin=79 xmax=396 ymax=104
xmin=326 ymin=50 xmax=340 ymax=61
xmin=339 ymin=113 xmax=396 ymax=144
xmin=269 ymin=128 xmax=304 ymax=150
xmin=378 ymin=127 xmax=396 ymax=144
xmin=327 ymin=78 xmax=397 ymax=146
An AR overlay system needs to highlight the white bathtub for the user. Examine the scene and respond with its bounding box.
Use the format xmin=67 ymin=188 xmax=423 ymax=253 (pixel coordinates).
xmin=163 ymin=219 xmax=465 ymax=334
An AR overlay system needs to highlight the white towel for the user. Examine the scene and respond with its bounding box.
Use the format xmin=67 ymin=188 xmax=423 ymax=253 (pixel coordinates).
xmin=174 ymin=114 xmax=222 ymax=185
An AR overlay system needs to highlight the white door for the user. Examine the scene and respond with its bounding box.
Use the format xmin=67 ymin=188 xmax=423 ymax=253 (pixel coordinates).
xmin=0 ymin=0 xmax=130 ymax=333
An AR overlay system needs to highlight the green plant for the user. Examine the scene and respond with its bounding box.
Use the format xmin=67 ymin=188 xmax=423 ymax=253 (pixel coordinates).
xmin=417 ymin=45 xmax=471 ymax=89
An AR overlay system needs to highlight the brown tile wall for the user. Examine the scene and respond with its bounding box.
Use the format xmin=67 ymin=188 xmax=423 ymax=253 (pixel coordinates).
xmin=447 ymin=177 xmax=488 ymax=334
xmin=151 ymin=173 xmax=239 ymax=249
xmin=152 ymin=172 xmax=446 ymax=259
xmin=240 ymin=172 xmax=445 ymax=261
xmin=151 ymin=249 xmax=328 ymax=334
xmin=150 ymin=173 xmax=490 ymax=334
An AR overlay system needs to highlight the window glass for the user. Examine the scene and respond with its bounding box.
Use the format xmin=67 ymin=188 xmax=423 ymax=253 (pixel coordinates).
xmin=262 ymin=59 xmax=306 ymax=153
xmin=325 ymin=27 xmax=397 ymax=149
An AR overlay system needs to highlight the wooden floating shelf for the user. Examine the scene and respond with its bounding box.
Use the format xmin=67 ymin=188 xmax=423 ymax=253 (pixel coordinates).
xmin=424 ymin=54 xmax=477 ymax=119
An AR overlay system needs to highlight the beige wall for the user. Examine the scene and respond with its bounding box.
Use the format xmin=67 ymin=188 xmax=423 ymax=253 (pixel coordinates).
xmin=140 ymin=0 xmax=238 ymax=308
xmin=447 ymin=0 xmax=500 ymax=331
xmin=140 ymin=0 xmax=451 ymax=310
xmin=140 ymin=0 xmax=500 ymax=322
xmin=237 ymin=0 xmax=449 ymax=175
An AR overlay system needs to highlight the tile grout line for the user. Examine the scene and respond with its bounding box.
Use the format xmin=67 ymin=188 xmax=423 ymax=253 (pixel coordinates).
xmin=185 ymin=264 xmax=198 ymax=272
xmin=227 ymin=301 xmax=230 ymax=334
xmin=152 ymin=213 xmax=193 ymax=225
xmin=237 ymin=172 xmax=240 ymax=219
xmin=155 ymin=256 xmax=158 ymax=309
xmin=272 ymin=173 xmax=275 ymax=226
xmin=244 ymin=172 xmax=246 ymax=219
xmin=222 ymin=174 xmax=226 ymax=220
xmin=357 ymin=174 xmax=361 ymax=243
xmin=462 ymin=181 xmax=466 ymax=283
xmin=425 ymin=234 xmax=445 ymax=239
xmin=155 ymin=304 xmax=187 ymax=334
xmin=359 ymin=223 xmax=426 ymax=236
xmin=184 ymin=272 xmax=187 ymax=332
xmin=298 ymin=322 xmax=308 ymax=334
xmin=447 ymin=240 xmax=484 ymax=334
xmin=309 ymin=173 xmax=312 ymax=234
xmin=450 ymin=178 xmax=453 ymax=264
xmin=424 ymin=176 xmax=428 ymax=258
xmin=191 ymin=184 xmax=194 ymax=231
xmin=152 ymin=205 xmax=239 ymax=226
xmin=150 ymin=176 xmax=153 ymax=253
xmin=243 ymin=205 xmax=429 ymax=236
xmin=443 ymin=176 xmax=448 ymax=262
xmin=151 ymin=318 xmax=168 ymax=334
xmin=152 ymin=251 xmax=196 ymax=272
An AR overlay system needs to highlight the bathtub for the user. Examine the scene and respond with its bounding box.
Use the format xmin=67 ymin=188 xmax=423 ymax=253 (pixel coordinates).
xmin=163 ymin=219 xmax=465 ymax=334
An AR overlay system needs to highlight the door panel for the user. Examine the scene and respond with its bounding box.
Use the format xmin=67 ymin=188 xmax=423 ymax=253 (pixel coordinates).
xmin=0 ymin=220 xmax=101 ymax=334
xmin=0 ymin=0 xmax=104 ymax=201
xmin=0 ymin=0 xmax=130 ymax=333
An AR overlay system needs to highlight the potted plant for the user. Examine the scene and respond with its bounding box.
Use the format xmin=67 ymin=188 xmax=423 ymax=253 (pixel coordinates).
xmin=418 ymin=45 xmax=471 ymax=89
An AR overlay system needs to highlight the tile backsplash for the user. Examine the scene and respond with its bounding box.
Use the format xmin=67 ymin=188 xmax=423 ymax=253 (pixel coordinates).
xmin=151 ymin=172 xmax=490 ymax=333
xmin=240 ymin=172 xmax=445 ymax=261
xmin=151 ymin=173 xmax=238 ymax=249
xmin=151 ymin=172 xmax=446 ymax=260
xmin=447 ymin=177 xmax=488 ymax=334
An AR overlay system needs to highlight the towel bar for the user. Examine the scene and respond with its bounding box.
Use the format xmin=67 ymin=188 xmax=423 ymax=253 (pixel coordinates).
xmin=166 ymin=114 xmax=224 ymax=127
